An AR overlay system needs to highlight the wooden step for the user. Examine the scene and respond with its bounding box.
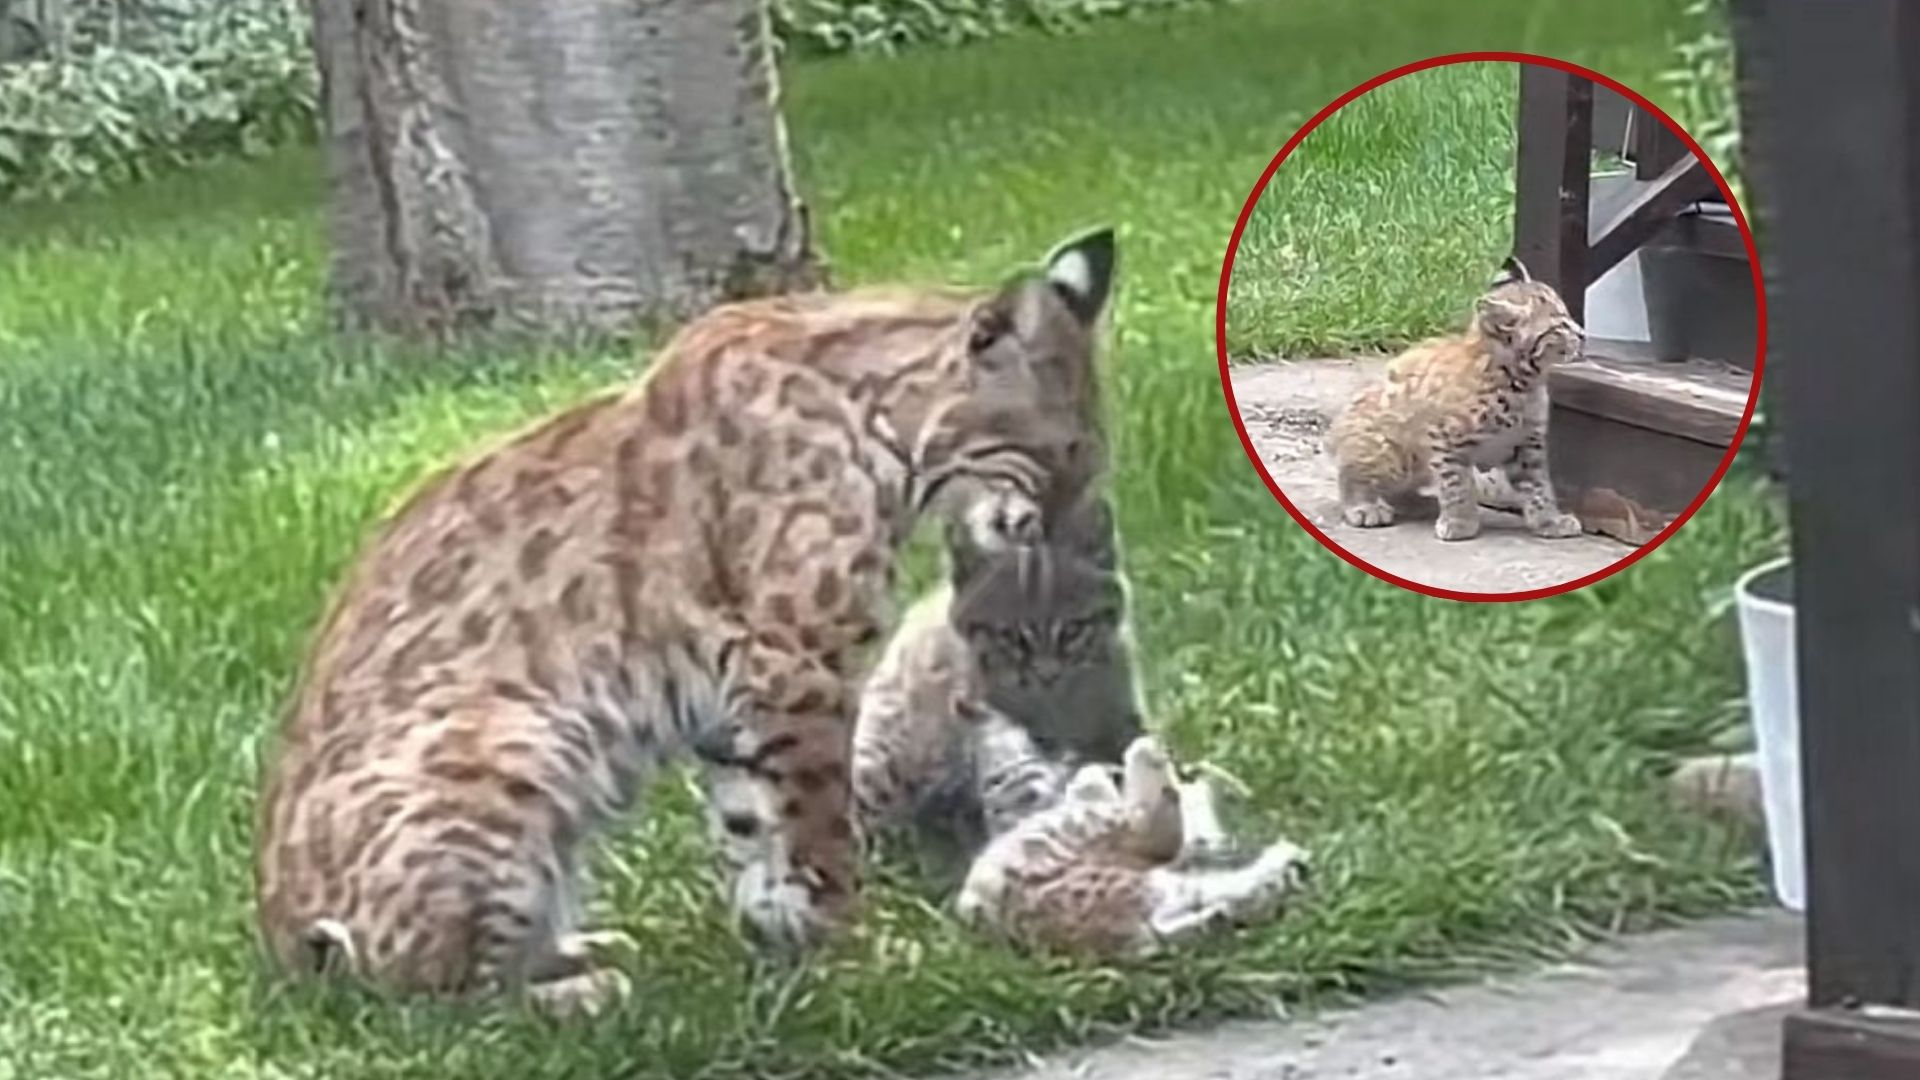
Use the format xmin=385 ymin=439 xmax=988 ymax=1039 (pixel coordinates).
xmin=1547 ymin=338 xmax=1756 ymax=525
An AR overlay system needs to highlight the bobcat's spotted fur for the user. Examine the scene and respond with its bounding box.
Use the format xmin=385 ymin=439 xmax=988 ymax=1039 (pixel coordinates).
xmin=955 ymin=734 xmax=1310 ymax=958
xmin=253 ymin=229 xmax=1119 ymax=1016
xmin=850 ymin=487 xmax=1145 ymax=882
xmin=1329 ymin=257 xmax=1585 ymax=542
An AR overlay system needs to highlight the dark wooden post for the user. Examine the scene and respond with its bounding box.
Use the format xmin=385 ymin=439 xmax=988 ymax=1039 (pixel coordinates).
xmin=1730 ymin=0 xmax=1920 ymax=1074
xmin=1514 ymin=67 xmax=1594 ymax=323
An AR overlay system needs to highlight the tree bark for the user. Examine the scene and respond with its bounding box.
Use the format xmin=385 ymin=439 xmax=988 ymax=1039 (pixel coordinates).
xmin=310 ymin=0 xmax=821 ymax=340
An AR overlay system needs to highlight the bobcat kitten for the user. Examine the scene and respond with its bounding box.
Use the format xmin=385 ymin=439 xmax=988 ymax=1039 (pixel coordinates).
xmin=1329 ymin=257 xmax=1585 ymax=542
xmin=850 ymin=488 xmax=1145 ymax=880
xmin=955 ymin=733 xmax=1310 ymax=958
xmin=253 ymin=228 xmax=1119 ymax=1016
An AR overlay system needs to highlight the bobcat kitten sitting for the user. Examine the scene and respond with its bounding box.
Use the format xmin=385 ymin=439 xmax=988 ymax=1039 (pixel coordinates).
xmin=1329 ymin=257 xmax=1585 ymax=542
xmin=955 ymin=733 xmax=1311 ymax=958
xmin=851 ymin=487 xmax=1145 ymax=884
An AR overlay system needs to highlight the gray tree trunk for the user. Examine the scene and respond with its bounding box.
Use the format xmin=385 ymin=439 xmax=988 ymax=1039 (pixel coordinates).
xmin=310 ymin=0 xmax=821 ymax=339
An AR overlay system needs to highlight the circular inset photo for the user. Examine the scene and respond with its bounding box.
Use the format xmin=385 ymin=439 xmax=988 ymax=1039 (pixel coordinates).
xmin=1217 ymin=52 xmax=1763 ymax=602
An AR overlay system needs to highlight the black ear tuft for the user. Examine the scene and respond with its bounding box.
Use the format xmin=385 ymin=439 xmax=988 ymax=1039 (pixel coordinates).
xmin=1043 ymin=226 xmax=1117 ymax=326
xmin=1491 ymin=255 xmax=1531 ymax=288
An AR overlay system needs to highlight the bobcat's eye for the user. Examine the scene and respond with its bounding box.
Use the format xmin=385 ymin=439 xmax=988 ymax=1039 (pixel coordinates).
xmin=968 ymin=308 xmax=1010 ymax=354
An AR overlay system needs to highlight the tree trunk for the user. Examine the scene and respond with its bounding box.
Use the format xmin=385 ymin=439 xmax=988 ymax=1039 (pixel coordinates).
xmin=310 ymin=0 xmax=822 ymax=340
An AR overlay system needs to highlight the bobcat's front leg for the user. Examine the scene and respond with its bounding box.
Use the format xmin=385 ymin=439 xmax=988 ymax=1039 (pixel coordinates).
xmin=699 ymin=645 xmax=860 ymax=952
xmin=1509 ymin=430 xmax=1581 ymax=539
xmin=1429 ymin=435 xmax=1482 ymax=542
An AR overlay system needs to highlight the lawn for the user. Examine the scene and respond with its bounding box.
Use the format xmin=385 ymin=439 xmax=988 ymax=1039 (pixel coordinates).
xmin=0 ymin=1 xmax=1785 ymax=1077
xmin=1222 ymin=60 xmax=1525 ymax=359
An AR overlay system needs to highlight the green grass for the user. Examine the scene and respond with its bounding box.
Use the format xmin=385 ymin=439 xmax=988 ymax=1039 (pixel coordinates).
xmin=1222 ymin=58 xmax=1741 ymax=360
xmin=1223 ymin=61 xmax=1522 ymax=358
xmin=0 ymin=1 xmax=1785 ymax=1077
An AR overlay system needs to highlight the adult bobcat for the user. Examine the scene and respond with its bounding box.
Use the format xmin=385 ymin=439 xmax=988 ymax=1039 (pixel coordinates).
xmin=253 ymin=229 xmax=1119 ymax=1015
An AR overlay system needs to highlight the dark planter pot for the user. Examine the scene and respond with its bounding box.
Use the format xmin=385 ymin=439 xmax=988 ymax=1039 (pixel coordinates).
xmin=1639 ymin=207 xmax=1759 ymax=370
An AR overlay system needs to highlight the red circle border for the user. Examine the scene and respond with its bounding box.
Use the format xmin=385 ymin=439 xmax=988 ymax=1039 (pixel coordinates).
xmin=1213 ymin=50 xmax=1768 ymax=604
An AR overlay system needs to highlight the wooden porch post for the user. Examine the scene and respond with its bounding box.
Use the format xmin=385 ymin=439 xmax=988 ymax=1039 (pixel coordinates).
xmin=1514 ymin=66 xmax=1594 ymax=323
xmin=1730 ymin=0 xmax=1920 ymax=1074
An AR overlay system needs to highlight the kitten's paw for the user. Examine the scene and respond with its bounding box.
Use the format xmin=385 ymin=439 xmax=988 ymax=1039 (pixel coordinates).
xmin=528 ymin=968 xmax=632 ymax=1021
xmin=1434 ymin=511 xmax=1482 ymax=541
xmin=1122 ymin=735 xmax=1171 ymax=775
xmin=1342 ymin=500 xmax=1396 ymax=528
xmin=558 ymin=930 xmax=641 ymax=970
xmin=1254 ymin=839 xmax=1314 ymax=892
xmin=1066 ymin=763 xmax=1122 ymax=803
xmin=732 ymin=860 xmax=845 ymax=953
xmin=1528 ymin=512 xmax=1583 ymax=539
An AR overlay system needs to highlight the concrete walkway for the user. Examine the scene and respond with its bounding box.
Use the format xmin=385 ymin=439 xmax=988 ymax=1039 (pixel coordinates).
xmin=967 ymin=912 xmax=1802 ymax=1080
xmin=1227 ymin=358 xmax=1629 ymax=595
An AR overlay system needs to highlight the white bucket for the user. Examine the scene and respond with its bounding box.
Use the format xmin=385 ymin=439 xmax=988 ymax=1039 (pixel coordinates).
xmin=1733 ymin=555 xmax=1802 ymax=911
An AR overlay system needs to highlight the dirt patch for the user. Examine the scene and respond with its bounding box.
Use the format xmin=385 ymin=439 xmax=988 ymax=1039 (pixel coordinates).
xmin=1227 ymin=358 xmax=1634 ymax=595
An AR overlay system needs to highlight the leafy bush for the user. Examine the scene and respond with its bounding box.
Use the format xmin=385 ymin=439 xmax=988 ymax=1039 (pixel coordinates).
xmin=769 ymin=0 xmax=1231 ymax=55
xmin=0 ymin=0 xmax=314 ymax=202
xmin=1658 ymin=0 xmax=1740 ymax=197
xmin=0 ymin=0 xmax=1225 ymax=203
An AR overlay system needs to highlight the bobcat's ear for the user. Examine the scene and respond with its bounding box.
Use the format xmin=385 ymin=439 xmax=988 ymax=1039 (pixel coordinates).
xmin=1491 ymin=255 xmax=1531 ymax=288
xmin=1042 ymin=226 xmax=1117 ymax=327
xmin=1475 ymin=294 xmax=1529 ymax=342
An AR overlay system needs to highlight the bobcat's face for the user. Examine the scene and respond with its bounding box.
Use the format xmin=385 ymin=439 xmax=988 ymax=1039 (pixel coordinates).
xmin=920 ymin=228 xmax=1119 ymax=553
xmin=1474 ymin=257 xmax=1585 ymax=365
xmin=948 ymin=493 xmax=1142 ymax=765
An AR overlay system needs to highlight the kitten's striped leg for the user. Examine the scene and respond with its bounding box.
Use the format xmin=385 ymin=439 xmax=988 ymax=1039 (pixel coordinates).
xmin=1509 ymin=434 xmax=1582 ymax=538
xmin=972 ymin=711 xmax=1070 ymax=836
xmin=1430 ymin=444 xmax=1483 ymax=541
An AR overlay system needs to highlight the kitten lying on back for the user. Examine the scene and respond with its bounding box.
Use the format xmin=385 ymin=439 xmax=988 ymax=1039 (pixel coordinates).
xmin=851 ymin=488 xmax=1145 ymax=883
xmin=956 ymin=733 xmax=1311 ymax=958
xmin=1329 ymin=257 xmax=1585 ymax=542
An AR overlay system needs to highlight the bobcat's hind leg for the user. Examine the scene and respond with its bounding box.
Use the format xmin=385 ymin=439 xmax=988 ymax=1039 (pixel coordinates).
xmin=1136 ymin=839 xmax=1313 ymax=954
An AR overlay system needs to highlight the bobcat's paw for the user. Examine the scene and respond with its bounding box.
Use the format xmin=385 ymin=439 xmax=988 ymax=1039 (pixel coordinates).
xmin=1342 ymin=500 xmax=1396 ymax=528
xmin=1434 ymin=510 xmax=1483 ymax=542
xmin=964 ymin=490 xmax=1042 ymax=552
xmin=1122 ymin=735 xmax=1171 ymax=776
xmin=1528 ymin=512 xmax=1583 ymax=539
xmin=1255 ymin=839 xmax=1314 ymax=892
xmin=528 ymin=968 xmax=632 ymax=1021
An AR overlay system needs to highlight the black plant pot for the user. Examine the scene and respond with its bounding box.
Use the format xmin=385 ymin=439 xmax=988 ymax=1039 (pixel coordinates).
xmin=1639 ymin=207 xmax=1759 ymax=370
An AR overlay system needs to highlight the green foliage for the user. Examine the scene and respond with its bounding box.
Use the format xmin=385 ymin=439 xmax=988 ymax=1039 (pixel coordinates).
xmin=0 ymin=0 xmax=1234 ymax=203
xmin=770 ymin=0 xmax=1230 ymax=55
xmin=1658 ymin=0 xmax=1741 ymax=197
xmin=0 ymin=0 xmax=313 ymax=202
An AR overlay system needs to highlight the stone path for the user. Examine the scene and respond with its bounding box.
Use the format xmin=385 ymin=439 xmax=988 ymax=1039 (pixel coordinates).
xmin=1226 ymin=358 xmax=1630 ymax=595
xmin=964 ymin=912 xmax=1802 ymax=1080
